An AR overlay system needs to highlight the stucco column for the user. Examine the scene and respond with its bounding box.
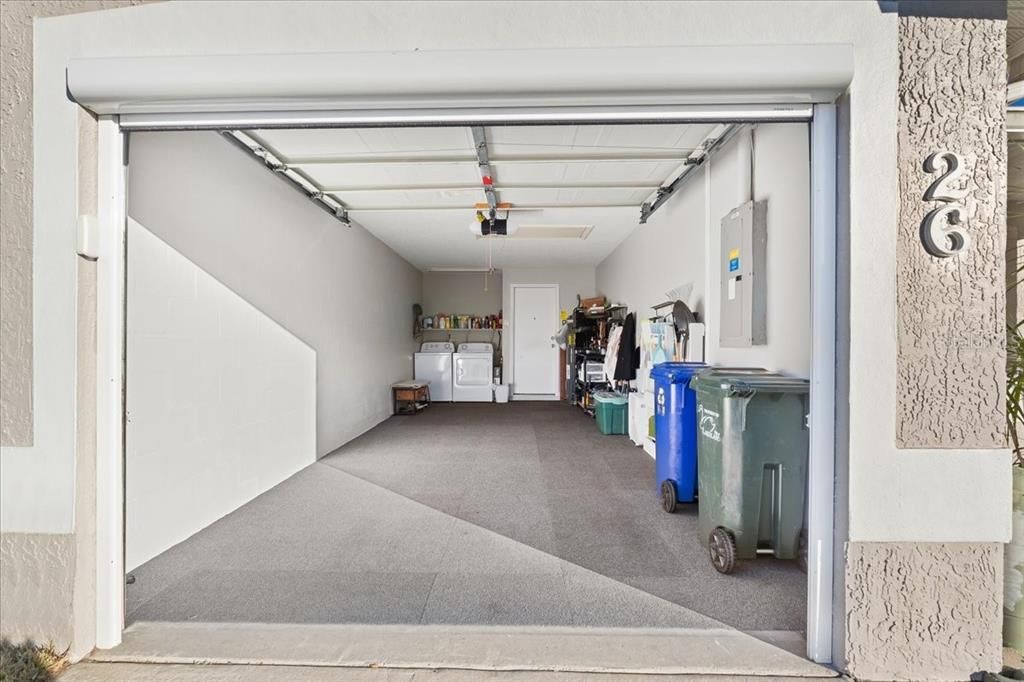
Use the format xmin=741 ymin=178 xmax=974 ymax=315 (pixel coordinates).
xmin=842 ymin=4 xmax=1007 ymax=681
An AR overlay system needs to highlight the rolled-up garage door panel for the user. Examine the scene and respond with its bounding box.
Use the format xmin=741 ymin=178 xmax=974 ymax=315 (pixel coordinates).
xmin=67 ymin=45 xmax=847 ymax=128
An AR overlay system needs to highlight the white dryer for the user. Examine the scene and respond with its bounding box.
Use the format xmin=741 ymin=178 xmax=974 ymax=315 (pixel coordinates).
xmin=414 ymin=342 xmax=455 ymax=402
xmin=453 ymin=342 xmax=494 ymax=402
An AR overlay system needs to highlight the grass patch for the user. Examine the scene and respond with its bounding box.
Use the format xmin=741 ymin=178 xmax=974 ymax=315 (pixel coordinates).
xmin=0 ymin=639 xmax=69 ymax=681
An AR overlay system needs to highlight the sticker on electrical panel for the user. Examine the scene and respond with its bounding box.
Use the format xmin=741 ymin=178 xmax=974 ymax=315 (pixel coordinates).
xmin=728 ymin=277 xmax=737 ymax=301
xmin=728 ymin=248 xmax=740 ymax=273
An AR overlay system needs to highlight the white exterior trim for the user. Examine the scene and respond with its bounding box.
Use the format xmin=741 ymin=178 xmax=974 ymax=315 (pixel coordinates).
xmin=95 ymin=117 xmax=126 ymax=648
xmin=807 ymin=103 xmax=837 ymax=664
xmin=115 ymin=105 xmax=812 ymax=131
xmin=46 ymin=7 xmax=888 ymax=659
xmin=67 ymin=46 xmax=852 ymax=115
xmin=93 ymin=105 xmax=840 ymax=666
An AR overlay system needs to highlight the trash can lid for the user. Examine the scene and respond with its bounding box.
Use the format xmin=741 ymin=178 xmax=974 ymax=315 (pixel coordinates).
xmin=649 ymin=362 xmax=708 ymax=383
xmin=593 ymin=391 xmax=628 ymax=404
xmin=690 ymin=368 xmax=809 ymax=395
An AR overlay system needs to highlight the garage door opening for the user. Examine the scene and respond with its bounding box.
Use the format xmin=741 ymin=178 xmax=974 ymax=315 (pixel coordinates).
xmin=114 ymin=115 xmax=833 ymax=671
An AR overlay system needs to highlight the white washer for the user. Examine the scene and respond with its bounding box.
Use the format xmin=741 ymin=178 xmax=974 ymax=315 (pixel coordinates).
xmin=453 ymin=342 xmax=494 ymax=402
xmin=414 ymin=342 xmax=455 ymax=402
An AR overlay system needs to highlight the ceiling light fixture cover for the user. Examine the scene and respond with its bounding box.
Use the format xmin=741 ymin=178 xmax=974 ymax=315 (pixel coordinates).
xmin=509 ymin=225 xmax=594 ymax=239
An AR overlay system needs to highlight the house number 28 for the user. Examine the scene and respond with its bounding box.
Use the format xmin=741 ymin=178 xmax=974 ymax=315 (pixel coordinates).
xmin=920 ymin=150 xmax=971 ymax=258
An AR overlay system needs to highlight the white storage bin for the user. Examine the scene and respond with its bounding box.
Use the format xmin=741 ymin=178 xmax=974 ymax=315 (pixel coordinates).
xmin=628 ymin=392 xmax=646 ymax=446
xmin=494 ymin=384 xmax=510 ymax=403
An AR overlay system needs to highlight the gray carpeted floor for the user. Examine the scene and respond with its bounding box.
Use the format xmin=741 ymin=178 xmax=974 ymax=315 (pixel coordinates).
xmin=126 ymin=402 xmax=805 ymax=630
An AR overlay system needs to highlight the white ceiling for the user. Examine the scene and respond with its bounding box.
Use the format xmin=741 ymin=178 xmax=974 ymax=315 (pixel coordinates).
xmin=250 ymin=124 xmax=717 ymax=270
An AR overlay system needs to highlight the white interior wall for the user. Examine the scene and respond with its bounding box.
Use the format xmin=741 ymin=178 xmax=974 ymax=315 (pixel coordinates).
xmin=501 ymin=266 xmax=595 ymax=388
xmin=125 ymin=219 xmax=315 ymax=570
xmin=709 ymin=124 xmax=811 ymax=375
xmin=128 ymin=131 xmax=422 ymax=457
xmin=422 ymin=271 xmax=503 ymax=317
xmin=596 ymin=165 xmax=708 ymax=330
xmin=597 ymin=123 xmax=811 ymax=377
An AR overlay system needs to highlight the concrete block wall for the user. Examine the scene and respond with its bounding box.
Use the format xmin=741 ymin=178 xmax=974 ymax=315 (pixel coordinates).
xmin=838 ymin=7 xmax=1009 ymax=681
xmin=844 ymin=542 xmax=1002 ymax=681
xmin=0 ymin=2 xmax=148 ymax=659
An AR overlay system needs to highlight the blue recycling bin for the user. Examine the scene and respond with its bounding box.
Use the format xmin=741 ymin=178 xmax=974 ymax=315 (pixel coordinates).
xmin=651 ymin=362 xmax=707 ymax=513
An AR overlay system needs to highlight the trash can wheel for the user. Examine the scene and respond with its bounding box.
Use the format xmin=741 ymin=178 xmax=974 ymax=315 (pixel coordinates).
xmin=797 ymin=529 xmax=808 ymax=574
xmin=709 ymin=527 xmax=737 ymax=574
xmin=660 ymin=480 xmax=678 ymax=513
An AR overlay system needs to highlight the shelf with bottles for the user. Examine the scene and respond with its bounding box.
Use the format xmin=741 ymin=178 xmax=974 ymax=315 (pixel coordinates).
xmin=420 ymin=312 xmax=502 ymax=333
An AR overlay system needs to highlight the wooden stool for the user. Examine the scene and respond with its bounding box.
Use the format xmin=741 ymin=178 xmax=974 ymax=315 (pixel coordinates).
xmin=392 ymin=381 xmax=431 ymax=415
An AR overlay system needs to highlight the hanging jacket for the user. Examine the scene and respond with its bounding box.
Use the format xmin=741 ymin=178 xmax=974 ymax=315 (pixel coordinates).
xmin=613 ymin=312 xmax=637 ymax=381
xmin=604 ymin=324 xmax=622 ymax=382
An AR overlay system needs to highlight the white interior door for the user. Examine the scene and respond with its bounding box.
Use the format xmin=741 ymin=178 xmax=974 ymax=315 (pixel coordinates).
xmin=512 ymin=285 xmax=559 ymax=396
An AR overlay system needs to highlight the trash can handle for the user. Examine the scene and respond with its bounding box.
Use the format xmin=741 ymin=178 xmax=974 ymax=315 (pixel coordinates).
xmin=729 ymin=381 xmax=755 ymax=398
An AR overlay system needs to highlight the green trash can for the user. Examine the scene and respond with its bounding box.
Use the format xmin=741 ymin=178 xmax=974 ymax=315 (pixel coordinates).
xmin=594 ymin=391 xmax=629 ymax=435
xmin=689 ymin=369 xmax=810 ymax=574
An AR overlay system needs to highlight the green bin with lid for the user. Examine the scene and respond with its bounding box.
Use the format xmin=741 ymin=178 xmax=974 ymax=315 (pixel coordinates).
xmin=689 ymin=368 xmax=809 ymax=574
xmin=593 ymin=391 xmax=629 ymax=435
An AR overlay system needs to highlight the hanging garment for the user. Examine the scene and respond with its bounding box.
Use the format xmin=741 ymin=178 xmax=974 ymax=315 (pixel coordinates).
xmin=604 ymin=324 xmax=622 ymax=382
xmin=614 ymin=312 xmax=637 ymax=381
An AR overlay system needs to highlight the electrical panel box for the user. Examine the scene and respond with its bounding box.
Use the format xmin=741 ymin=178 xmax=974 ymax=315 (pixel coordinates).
xmin=719 ymin=200 xmax=767 ymax=347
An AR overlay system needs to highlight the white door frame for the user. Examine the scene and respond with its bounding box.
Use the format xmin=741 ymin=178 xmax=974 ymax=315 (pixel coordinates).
xmin=510 ymin=283 xmax=561 ymax=399
xmin=95 ymin=116 xmax=126 ymax=649
xmin=95 ymin=105 xmax=838 ymax=665
xmin=807 ymin=102 xmax=837 ymax=663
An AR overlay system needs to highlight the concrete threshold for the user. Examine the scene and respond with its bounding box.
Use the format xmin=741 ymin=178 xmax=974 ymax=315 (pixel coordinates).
xmin=90 ymin=622 xmax=839 ymax=678
xmin=64 ymin=661 xmax=842 ymax=681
